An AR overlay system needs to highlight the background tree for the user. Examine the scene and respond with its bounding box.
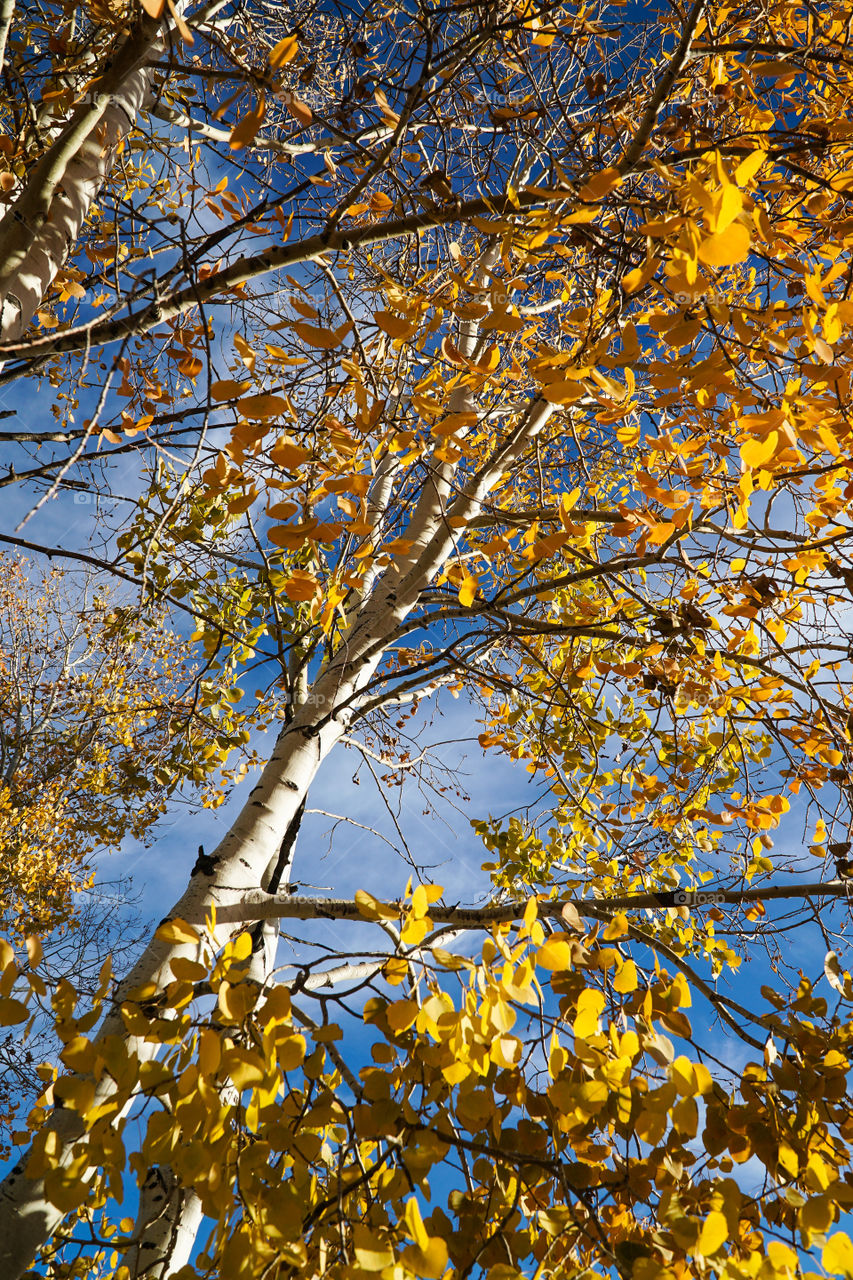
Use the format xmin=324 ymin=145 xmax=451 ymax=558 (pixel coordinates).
xmin=1 ymin=0 xmax=853 ymax=1278
xmin=0 ymin=554 xmax=257 ymax=937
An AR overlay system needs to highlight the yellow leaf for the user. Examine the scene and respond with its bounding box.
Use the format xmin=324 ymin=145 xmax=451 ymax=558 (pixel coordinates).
xmin=715 ymin=183 xmax=743 ymax=234
xmin=735 ymin=150 xmax=766 ymax=187
xmin=354 ymin=889 xmax=399 ymax=921
xmin=579 ymin=166 xmax=621 ymax=201
xmin=602 ymin=912 xmax=628 ymax=940
xmin=537 ymin=937 xmax=572 ymax=970
xmin=155 ymin=918 xmax=200 ymax=945
xmin=259 ymin=985 xmax=292 ymax=1028
xmin=0 ymin=997 xmax=28 ymax=1025
xmin=383 ymin=956 xmax=410 ymax=985
xmin=292 ymin=320 xmax=352 ymax=349
xmin=238 ymin=393 xmax=288 ymax=419
xmin=405 ymin=1197 xmax=430 ymax=1250
xmin=670 ymin=1056 xmax=696 ymax=1096
xmin=824 ymin=1234 xmax=853 ymax=1278
xmin=401 ymin=916 xmax=430 ymax=945
xmin=432 ymin=412 xmax=478 ymax=438
xmin=402 ymin=1238 xmax=449 ymax=1280
xmin=26 ymin=936 xmax=43 ymax=967
xmin=387 ymin=999 xmax=419 ymax=1031
xmin=269 ymin=34 xmax=298 ymax=67
xmin=540 ymin=378 xmax=588 ymax=404
xmin=222 ymin=1047 xmax=265 ymax=1090
xmin=697 ymin=222 xmax=750 ymax=267
xmin=217 ymin=980 xmax=258 ymax=1023
xmin=613 ymin=959 xmax=637 ymax=993
xmin=354 ymin=1240 xmax=395 ymax=1271
xmin=697 ymin=1211 xmax=728 ymax=1255
xmin=573 ymin=987 xmax=605 ymax=1039
xmin=43 ymin=1162 xmax=92 ymax=1213
xmin=458 ymin=575 xmax=478 ymax=608
xmin=278 ymin=1033 xmax=306 ymax=1071
xmin=740 ymin=432 xmax=778 ymax=470
xmin=411 ymin=885 xmax=430 ymax=919
xmin=169 ymin=957 xmax=206 ymax=981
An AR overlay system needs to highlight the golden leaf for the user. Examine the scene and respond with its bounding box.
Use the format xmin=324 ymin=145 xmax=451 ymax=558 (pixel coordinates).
xmin=238 ymin=393 xmax=288 ymax=419
xmin=537 ymin=937 xmax=572 ymax=970
xmin=0 ymin=997 xmax=28 ymax=1025
xmin=230 ymin=98 xmax=267 ymax=150
xmin=387 ymin=999 xmax=419 ymax=1031
xmin=155 ymin=918 xmax=200 ymax=945
xmin=697 ymin=222 xmax=750 ymax=267
xmin=284 ymin=94 xmax=313 ymax=127
xmin=269 ymin=34 xmax=298 ymax=67
xmin=210 ymin=379 xmax=251 ymax=401
xmin=374 ymin=310 xmax=417 ymax=340
xmin=740 ymin=432 xmax=779 ymax=470
xmin=292 ymin=320 xmax=352 ymax=349
xmin=458 ymin=575 xmax=478 ymax=608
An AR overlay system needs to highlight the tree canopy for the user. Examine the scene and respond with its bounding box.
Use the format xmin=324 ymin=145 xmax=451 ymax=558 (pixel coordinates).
xmin=3 ymin=0 xmax=853 ymax=1277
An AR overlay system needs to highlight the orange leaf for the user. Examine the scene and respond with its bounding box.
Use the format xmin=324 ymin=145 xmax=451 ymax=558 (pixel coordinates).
xmin=283 ymin=93 xmax=312 ymax=127
xmin=293 ymin=321 xmax=352 ymax=350
xmin=230 ymin=98 xmax=267 ymax=150
xmin=697 ymin=222 xmax=750 ymax=267
xmin=269 ymin=441 xmax=310 ymax=469
xmin=282 ymin=571 xmax=321 ymax=602
xmin=210 ymin=379 xmax=251 ymax=402
xmin=374 ymin=310 xmax=417 ymax=340
xmin=269 ymin=35 xmax=298 ymax=68
xmin=238 ymin=394 xmax=288 ymax=419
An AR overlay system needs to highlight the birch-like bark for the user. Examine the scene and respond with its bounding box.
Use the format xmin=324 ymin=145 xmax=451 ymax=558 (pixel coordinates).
xmin=123 ymin=923 xmax=277 ymax=1275
xmin=124 ymin=1166 xmax=204 ymax=1280
xmin=0 ymin=10 xmax=169 ymax=343
xmin=0 ymin=268 xmax=556 ymax=1273
xmin=0 ymin=563 xmax=444 ymax=1273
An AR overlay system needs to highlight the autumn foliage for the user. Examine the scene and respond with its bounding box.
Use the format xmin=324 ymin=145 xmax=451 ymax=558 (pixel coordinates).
xmin=4 ymin=0 xmax=853 ymax=1278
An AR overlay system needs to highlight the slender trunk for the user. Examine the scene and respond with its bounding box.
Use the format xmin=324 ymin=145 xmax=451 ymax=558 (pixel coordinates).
xmin=0 ymin=597 xmax=397 ymax=1275
xmin=125 ymin=918 xmax=279 ymax=1275
xmin=0 ymin=304 xmax=554 ymax=1270
xmin=124 ymin=1166 xmax=205 ymax=1280
xmin=0 ymin=12 xmax=166 ymax=342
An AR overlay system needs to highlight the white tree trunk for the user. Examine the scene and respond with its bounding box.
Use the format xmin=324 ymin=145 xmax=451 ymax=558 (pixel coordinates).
xmin=0 ymin=242 xmax=555 ymax=1269
xmin=124 ymin=1166 xmax=205 ymax=1279
xmin=0 ymin=596 xmax=399 ymax=1275
xmin=0 ymin=12 xmax=166 ymax=342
